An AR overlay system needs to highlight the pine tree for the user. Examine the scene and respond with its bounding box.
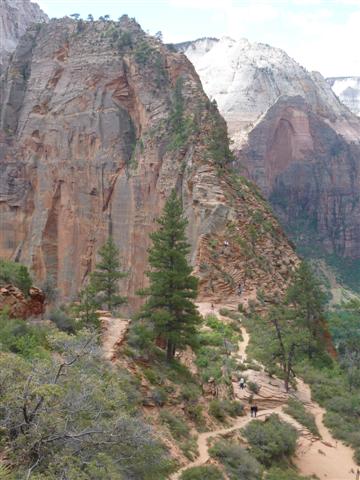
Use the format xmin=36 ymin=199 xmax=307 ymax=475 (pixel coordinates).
xmin=286 ymin=261 xmax=326 ymax=357
xmin=90 ymin=237 xmax=127 ymax=312
xmin=73 ymin=283 xmax=100 ymax=329
xmin=140 ymin=190 xmax=201 ymax=361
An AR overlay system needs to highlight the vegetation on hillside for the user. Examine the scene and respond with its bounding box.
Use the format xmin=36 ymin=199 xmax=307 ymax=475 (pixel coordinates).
xmin=0 ymin=259 xmax=32 ymax=295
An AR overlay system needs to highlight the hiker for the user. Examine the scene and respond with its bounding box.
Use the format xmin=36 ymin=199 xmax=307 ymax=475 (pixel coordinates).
xmin=211 ymin=303 xmax=215 ymax=311
xmin=239 ymin=377 xmax=245 ymax=389
xmin=250 ymin=405 xmax=258 ymax=418
xmin=223 ymin=240 xmax=229 ymax=248
xmin=237 ymin=283 xmax=243 ymax=296
xmin=356 ymin=468 xmax=360 ymax=480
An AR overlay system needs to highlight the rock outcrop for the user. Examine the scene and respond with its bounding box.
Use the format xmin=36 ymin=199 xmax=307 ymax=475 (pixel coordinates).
xmin=0 ymin=284 xmax=45 ymax=318
xmin=0 ymin=18 xmax=297 ymax=307
xmin=0 ymin=0 xmax=47 ymax=72
xmin=327 ymin=76 xmax=360 ymax=117
xmin=180 ymin=37 xmax=360 ymax=261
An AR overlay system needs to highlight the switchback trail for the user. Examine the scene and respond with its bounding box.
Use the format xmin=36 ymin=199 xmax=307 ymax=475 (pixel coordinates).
xmin=172 ymin=301 xmax=359 ymax=480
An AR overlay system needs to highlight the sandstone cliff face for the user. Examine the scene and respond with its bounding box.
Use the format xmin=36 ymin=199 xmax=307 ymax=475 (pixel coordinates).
xmin=181 ymin=37 xmax=360 ymax=261
xmin=0 ymin=0 xmax=47 ymax=72
xmin=0 ymin=18 xmax=297 ymax=307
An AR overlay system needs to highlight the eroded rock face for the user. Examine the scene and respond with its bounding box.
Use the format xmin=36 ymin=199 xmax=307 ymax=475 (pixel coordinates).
xmin=0 ymin=284 xmax=45 ymax=318
xmin=237 ymin=96 xmax=360 ymax=258
xmin=0 ymin=0 xmax=47 ymax=72
xmin=181 ymin=37 xmax=360 ymax=260
xmin=0 ymin=18 xmax=297 ymax=308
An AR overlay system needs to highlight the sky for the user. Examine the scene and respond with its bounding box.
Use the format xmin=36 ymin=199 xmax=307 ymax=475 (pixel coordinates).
xmin=33 ymin=0 xmax=360 ymax=77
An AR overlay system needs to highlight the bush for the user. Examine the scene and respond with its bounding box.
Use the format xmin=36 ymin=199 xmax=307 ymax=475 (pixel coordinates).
xmin=242 ymin=414 xmax=298 ymax=467
xmin=180 ymin=384 xmax=201 ymax=402
xmin=179 ymin=437 xmax=199 ymax=461
xmin=185 ymin=404 xmax=204 ymax=425
xmin=209 ymin=399 xmax=244 ymax=421
xmin=267 ymin=467 xmax=314 ymax=479
xmin=0 ymin=259 xmax=32 ymax=295
xmin=151 ymin=387 xmax=168 ymax=406
xmin=49 ymin=308 xmax=77 ymax=333
xmin=0 ymin=311 xmax=49 ymax=358
xmin=160 ymin=410 xmax=189 ymax=438
xmin=209 ymin=440 xmax=263 ymax=480
xmin=209 ymin=400 xmax=227 ymax=422
xmin=180 ymin=465 xmax=225 ymax=480
xmin=247 ymin=381 xmax=260 ymax=394
xmin=284 ymin=398 xmax=319 ymax=436
xmin=219 ymin=308 xmax=242 ymax=322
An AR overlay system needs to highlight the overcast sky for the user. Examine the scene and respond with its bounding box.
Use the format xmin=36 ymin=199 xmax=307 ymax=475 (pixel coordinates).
xmin=34 ymin=0 xmax=360 ymax=77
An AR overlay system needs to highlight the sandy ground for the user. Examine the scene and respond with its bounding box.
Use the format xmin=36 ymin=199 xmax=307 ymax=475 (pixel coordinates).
xmin=100 ymin=315 xmax=129 ymax=361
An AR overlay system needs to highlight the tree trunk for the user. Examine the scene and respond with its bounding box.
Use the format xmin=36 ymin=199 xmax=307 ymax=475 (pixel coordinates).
xmin=166 ymin=341 xmax=175 ymax=362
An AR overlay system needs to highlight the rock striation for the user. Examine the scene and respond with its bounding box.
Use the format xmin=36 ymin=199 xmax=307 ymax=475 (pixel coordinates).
xmin=0 ymin=0 xmax=47 ymax=72
xmin=0 ymin=18 xmax=297 ymax=307
xmin=181 ymin=37 xmax=360 ymax=261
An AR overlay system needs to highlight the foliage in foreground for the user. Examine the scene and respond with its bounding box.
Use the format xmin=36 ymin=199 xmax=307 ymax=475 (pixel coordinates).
xmin=180 ymin=465 xmax=225 ymax=480
xmin=209 ymin=440 xmax=263 ymax=480
xmin=0 ymin=330 xmax=173 ymax=479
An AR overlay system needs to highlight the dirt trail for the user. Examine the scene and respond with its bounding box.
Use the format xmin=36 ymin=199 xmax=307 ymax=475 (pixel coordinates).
xmin=172 ymin=301 xmax=359 ymax=480
xmin=100 ymin=315 xmax=129 ymax=361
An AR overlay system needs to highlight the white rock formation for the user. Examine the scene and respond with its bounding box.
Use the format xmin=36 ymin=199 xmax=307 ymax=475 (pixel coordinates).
xmin=180 ymin=37 xmax=360 ymax=146
xmin=327 ymin=76 xmax=360 ymax=116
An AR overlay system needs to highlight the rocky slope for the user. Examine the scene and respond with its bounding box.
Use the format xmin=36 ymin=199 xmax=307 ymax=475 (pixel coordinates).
xmin=0 ymin=18 xmax=297 ymax=307
xmin=0 ymin=0 xmax=47 ymax=72
xmin=180 ymin=37 xmax=360 ymax=263
xmin=327 ymin=76 xmax=360 ymax=116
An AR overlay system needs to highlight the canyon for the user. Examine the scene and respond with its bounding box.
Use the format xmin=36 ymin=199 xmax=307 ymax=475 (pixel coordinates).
xmin=180 ymin=37 xmax=360 ymax=276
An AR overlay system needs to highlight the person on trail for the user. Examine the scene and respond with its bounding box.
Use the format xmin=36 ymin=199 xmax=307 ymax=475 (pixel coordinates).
xmin=223 ymin=240 xmax=229 ymax=247
xmin=239 ymin=377 xmax=245 ymax=389
xmin=237 ymin=283 xmax=243 ymax=296
xmin=211 ymin=303 xmax=215 ymax=311
xmin=250 ymin=405 xmax=258 ymax=418
xmin=356 ymin=468 xmax=360 ymax=480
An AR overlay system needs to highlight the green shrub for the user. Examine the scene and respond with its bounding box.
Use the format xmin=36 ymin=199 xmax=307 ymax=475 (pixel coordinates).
xmin=49 ymin=308 xmax=77 ymax=333
xmin=0 ymin=259 xmax=32 ymax=295
xmin=209 ymin=440 xmax=263 ymax=480
xmin=180 ymin=384 xmax=202 ymax=402
xmin=180 ymin=465 xmax=225 ymax=480
xmin=151 ymin=387 xmax=168 ymax=406
xmin=242 ymin=414 xmax=298 ymax=467
xmin=219 ymin=308 xmax=242 ymax=322
xmin=284 ymin=398 xmax=319 ymax=436
xmin=247 ymin=381 xmax=260 ymax=394
xmin=209 ymin=399 xmax=244 ymax=421
xmin=0 ymin=311 xmax=49 ymax=359
xmin=160 ymin=410 xmax=189 ymax=438
xmin=267 ymin=467 xmax=314 ymax=480
xmin=185 ymin=404 xmax=204 ymax=425
xmin=179 ymin=436 xmax=199 ymax=460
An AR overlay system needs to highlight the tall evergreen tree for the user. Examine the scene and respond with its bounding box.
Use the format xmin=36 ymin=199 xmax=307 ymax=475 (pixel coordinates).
xmin=140 ymin=190 xmax=201 ymax=361
xmin=286 ymin=261 xmax=326 ymax=357
xmin=91 ymin=237 xmax=127 ymax=312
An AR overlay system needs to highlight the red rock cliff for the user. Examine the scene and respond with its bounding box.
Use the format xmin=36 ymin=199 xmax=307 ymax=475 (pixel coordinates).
xmin=0 ymin=18 xmax=297 ymax=307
